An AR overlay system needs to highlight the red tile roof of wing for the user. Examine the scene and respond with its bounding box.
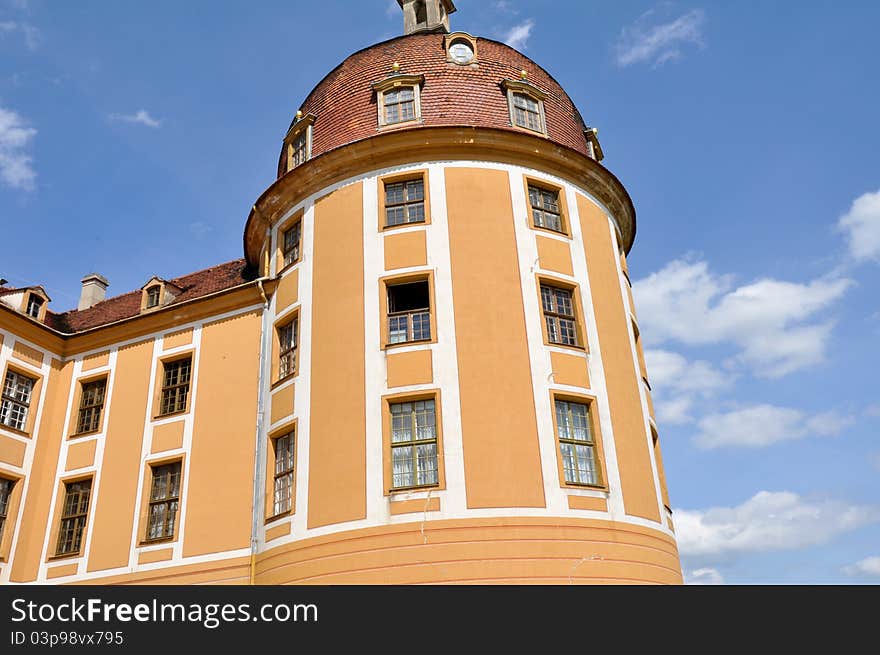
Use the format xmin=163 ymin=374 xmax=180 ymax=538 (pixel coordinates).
xmin=44 ymin=259 xmax=253 ymax=333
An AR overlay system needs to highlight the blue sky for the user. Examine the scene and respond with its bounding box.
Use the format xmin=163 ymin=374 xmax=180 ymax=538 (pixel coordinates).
xmin=1 ymin=1 xmax=878 ymax=584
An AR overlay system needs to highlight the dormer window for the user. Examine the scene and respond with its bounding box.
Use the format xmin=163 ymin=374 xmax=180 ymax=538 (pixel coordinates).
xmin=502 ymin=79 xmax=549 ymax=136
xmin=145 ymin=285 xmax=161 ymax=309
xmin=372 ymin=74 xmax=425 ymax=129
xmin=140 ymin=277 xmax=180 ymax=312
xmin=283 ymin=114 xmax=315 ymax=173
xmin=25 ymin=294 xmax=43 ymax=319
xmin=445 ymin=32 xmax=478 ymax=65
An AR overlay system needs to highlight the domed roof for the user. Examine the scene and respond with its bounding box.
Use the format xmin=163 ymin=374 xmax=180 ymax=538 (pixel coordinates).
xmin=278 ymin=33 xmax=592 ymax=177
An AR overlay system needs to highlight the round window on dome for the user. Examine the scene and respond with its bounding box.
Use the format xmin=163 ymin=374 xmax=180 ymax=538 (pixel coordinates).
xmin=448 ymin=40 xmax=474 ymax=65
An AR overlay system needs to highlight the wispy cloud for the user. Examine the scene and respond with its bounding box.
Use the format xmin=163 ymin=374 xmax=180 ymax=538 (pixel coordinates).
xmin=615 ymin=7 xmax=705 ymax=68
xmin=676 ymin=491 xmax=880 ymax=559
xmin=837 ymin=189 xmax=880 ymax=264
xmin=503 ymin=19 xmax=534 ymax=50
xmin=694 ymin=404 xmax=854 ymax=449
xmin=0 ymin=20 xmax=40 ymax=50
xmin=189 ymin=222 xmax=212 ymax=240
xmin=0 ymin=105 xmax=37 ymax=191
xmin=843 ymin=556 xmax=880 ymax=577
xmin=493 ymin=0 xmax=519 ymax=14
xmin=645 ymin=348 xmax=731 ymax=425
xmin=108 ymin=109 xmax=161 ymax=129
xmin=633 ymin=258 xmax=851 ymax=378
xmin=684 ymin=567 xmax=724 ymax=585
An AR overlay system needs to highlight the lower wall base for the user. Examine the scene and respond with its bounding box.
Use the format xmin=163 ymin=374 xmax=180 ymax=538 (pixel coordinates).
xmin=256 ymin=517 xmax=682 ymax=585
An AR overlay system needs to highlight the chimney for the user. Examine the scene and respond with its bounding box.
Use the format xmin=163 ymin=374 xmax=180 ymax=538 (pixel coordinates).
xmin=78 ymin=273 xmax=109 ymax=310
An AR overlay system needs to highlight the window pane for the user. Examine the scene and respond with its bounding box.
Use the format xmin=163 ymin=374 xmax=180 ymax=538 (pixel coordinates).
xmin=416 ymin=443 xmax=438 ymax=485
xmin=392 ymin=445 xmax=414 ymax=488
xmin=385 ymin=183 xmax=405 ymax=205
xmin=388 ymin=315 xmax=409 ymax=344
xmin=411 ymin=312 xmax=431 ymax=341
xmin=386 ymin=205 xmax=406 ymax=226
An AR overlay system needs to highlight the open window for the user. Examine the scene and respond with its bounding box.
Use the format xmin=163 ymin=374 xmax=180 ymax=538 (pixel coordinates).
xmin=386 ymin=280 xmax=432 ymax=345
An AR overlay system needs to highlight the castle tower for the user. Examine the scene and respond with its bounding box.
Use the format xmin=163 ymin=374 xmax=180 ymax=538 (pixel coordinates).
xmin=249 ymin=5 xmax=682 ymax=584
xmin=0 ymin=4 xmax=680 ymax=585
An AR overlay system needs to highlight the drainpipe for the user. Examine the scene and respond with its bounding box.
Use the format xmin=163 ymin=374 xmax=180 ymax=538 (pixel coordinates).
xmin=249 ymin=276 xmax=271 ymax=585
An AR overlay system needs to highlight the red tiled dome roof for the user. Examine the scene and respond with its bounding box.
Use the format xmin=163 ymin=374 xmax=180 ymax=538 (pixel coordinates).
xmin=278 ymin=33 xmax=591 ymax=177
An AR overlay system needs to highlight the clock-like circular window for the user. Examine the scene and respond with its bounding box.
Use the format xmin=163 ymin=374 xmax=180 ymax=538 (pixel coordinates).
xmin=449 ymin=41 xmax=474 ymax=65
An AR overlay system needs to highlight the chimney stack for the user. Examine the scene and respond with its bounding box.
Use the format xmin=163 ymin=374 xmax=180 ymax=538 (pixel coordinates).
xmin=78 ymin=273 xmax=109 ymax=310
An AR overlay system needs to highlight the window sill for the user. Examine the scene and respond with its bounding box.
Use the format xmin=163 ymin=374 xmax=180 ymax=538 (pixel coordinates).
xmin=546 ymin=341 xmax=588 ymax=354
xmin=529 ymin=223 xmax=572 ymax=239
xmin=153 ymin=409 xmax=189 ymax=421
xmin=0 ymin=424 xmax=31 ymax=439
xmin=563 ymin=482 xmax=608 ymax=492
xmin=383 ymin=338 xmax=434 ymax=351
xmin=509 ymin=122 xmax=549 ymax=138
xmin=69 ymin=429 xmax=101 ymax=440
xmin=389 ymin=483 xmax=440 ymax=494
xmin=265 ymin=510 xmax=292 ymax=525
xmin=277 ymin=259 xmax=302 ymax=278
xmin=271 ymin=373 xmax=297 ymax=390
xmin=47 ymin=552 xmax=82 ymax=562
xmin=377 ymin=118 xmax=424 ymax=132
xmin=138 ymin=536 xmax=175 ymax=547
xmin=382 ymin=218 xmax=429 ymax=232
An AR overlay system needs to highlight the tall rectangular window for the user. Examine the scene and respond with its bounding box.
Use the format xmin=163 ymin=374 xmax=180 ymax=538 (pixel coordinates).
xmin=145 ymin=285 xmax=161 ymax=308
xmin=0 ymin=477 xmax=13 ymax=542
xmin=56 ymin=479 xmax=91 ymax=556
xmin=387 ymin=281 xmax=431 ymax=345
xmin=289 ymin=130 xmax=308 ymax=168
xmin=160 ymin=358 xmax=191 ymax=416
xmin=273 ymin=432 xmax=295 ymax=516
xmin=1 ymin=370 xmax=35 ymax=432
xmin=385 ymin=179 xmax=425 ymax=226
xmin=528 ymin=185 xmax=563 ymax=233
xmin=541 ymin=285 xmax=578 ymax=346
xmin=147 ymin=462 xmax=181 ymax=541
xmin=26 ymin=295 xmax=43 ymax=318
xmin=75 ymin=379 xmax=106 ymax=435
xmin=555 ymin=400 xmax=599 ymax=486
xmin=278 ymin=318 xmax=298 ymax=379
xmin=390 ymin=399 xmax=438 ymax=489
xmin=282 ymin=221 xmax=302 ymax=267
xmin=383 ymin=86 xmax=416 ymax=125
xmin=512 ymin=92 xmax=542 ymax=132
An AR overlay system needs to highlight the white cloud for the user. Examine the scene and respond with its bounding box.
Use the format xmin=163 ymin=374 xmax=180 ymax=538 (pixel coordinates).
xmin=675 ymin=491 xmax=880 ymax=558
xmin=0 ymin=105 xmax=37 ymax=190
xmin=838 ymin=190 xmax=880 ymax=263
xmin=503 ymin=19 xmax=534 ymax=50
xmin=493 ymin=0 xmax=519 ymax=14
xmin=645 ymin=348 xmax=730 ymax=424
xmin=867 ymin=404 xmax=880 ymax=418
xmin=189 ymin=221 xmax=212 ymax=239
xmin=694 ymin=404 xmax=853 ymax=449
xmin=0 ymin=20 xmax=39 ymax=50
xmin=615 ymin=8 xmax=705 ymax=68
xmin=633 ymin=259 xmax=851 ymax=378
xmin=109 ymin=109 xmax=161 ymax=129
xmin=843 ymin=556 xmax=880 ymax=577
xmin=684 ymin=567 xmax=724 ymax=585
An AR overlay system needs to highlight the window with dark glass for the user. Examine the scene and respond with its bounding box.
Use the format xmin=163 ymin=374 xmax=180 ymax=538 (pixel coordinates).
xmin=512 ymin=92 xmax=542 ymax=132
xmin=390 ymin=399 xmax=438 ymax=490
xmin=383 ymin=87 xmax=416 ymax=125
xmin=555 ymin=400 xmax=599 ymax=486
xmin=159 ymin=358 xmax=191 ymax=416
xmin=387 ymin=281 xmax=431 ymax=345
xmin=146 ymin=462 xmax=181 ymax=541
xmin=282 ymin=221 xmax=302 ymax=267
xmin=75 ymin=379 xmax=106 ymax=434
xmin=145 ymin=285 xmax=161 ymax=308
xmin=56 ymin=479 xmax=91 ymax=556
xmin=273 ymin=431 xmax=295 ymax=516
xmin=289 ymin=130 xmax=308 ymax=168
xmin=26 ymin=294 xmax=43 ymax=318
xmin=1 ymin=370 xmax=34 ymax=432
xmin=385 ymin=179 xmax=425 ymax=226
xmin=528 ymin=185 xmax=563 ymax=233
xmin=0 ymin=477 xmax=13 ymax=542
xmin=278 ymin=318 xmax=298 ymax=379
xmin=541 ymin=285 xmax=578 ymax=346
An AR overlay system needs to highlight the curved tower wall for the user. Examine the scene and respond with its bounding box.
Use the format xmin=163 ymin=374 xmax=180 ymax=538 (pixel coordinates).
xmin=253 ymin=144 xmax=680 ymax=584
